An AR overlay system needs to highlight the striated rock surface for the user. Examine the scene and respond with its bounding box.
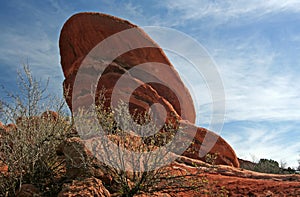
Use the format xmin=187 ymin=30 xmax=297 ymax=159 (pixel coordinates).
xmin=59 ymin=137 xmax=94 ymax=179
xmin=59 ymin=12 xmax=195 ymax=123
xmin=180 ymin=121 xmax=239 ymax=167
xmin=59 ymin=12 xmax=239 ymax=168
xmin=170 ymin=160 xmax=300 ymax=197
xmin=58 ymin=177 xmax=110 ymax=197
xmin=58 ymin=137 xmax=113 ymax=186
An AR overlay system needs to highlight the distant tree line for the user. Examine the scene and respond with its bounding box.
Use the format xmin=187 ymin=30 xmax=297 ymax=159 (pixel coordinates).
xmin=241 ymin=158 xmax=299 ymax=174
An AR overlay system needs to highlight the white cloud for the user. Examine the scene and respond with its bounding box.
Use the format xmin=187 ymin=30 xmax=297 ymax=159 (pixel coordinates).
xmin=0 ymin=27 xmax=63 ymax=88
xmin=223 ymin=122 xmax=300 ymax=168
xmin=163 ymin=0 xmax=300 ymax=23
xmin=213 ymin=35 xmax=300 ymax=123
xmin=1 ymin=0 xmax=299 ymax=168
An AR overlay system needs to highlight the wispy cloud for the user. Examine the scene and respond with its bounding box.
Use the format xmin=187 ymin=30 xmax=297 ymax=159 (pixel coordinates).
xmin=211 ymin=33 xmax=300 ymax=123
xmin=153 ymin=28 xmax=300 ymax=124
xmin=162 ymin=0 xmax=300 ymax=24
xmin=0 ymin=0 xmax=67 ymax=97
xmin=0 ymin=0 xmax=299 ymax=167
xmin=223 ymin=121 xmax=300 ymax=167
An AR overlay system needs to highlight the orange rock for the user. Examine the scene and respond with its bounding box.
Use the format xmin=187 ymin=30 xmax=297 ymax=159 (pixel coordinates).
xmin=0 ymin=163 xmax=8 ymax=174
xmin=177 ymin=121 xmax=239 ymax=167
xmin=5 ymin=123 xmax=16 ymax=131
xmin=59 ymin=12 xmax=195 ymax=123
xmin=170 ymin=161 xmax=300 ymax=196
xmin=59 ymin=12 xmax=239 ymax=168
xmin=58 ymin=177 xmax=110 ymax=197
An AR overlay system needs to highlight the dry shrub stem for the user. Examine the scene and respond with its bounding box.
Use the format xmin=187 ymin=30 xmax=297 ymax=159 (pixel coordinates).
xmin=0 ymin=65 xmax=71 ymax=196
xmin=74 ymin=97 xmax=216 ymax=197
xmin=0 ymin=65 xmax=228 ymax=196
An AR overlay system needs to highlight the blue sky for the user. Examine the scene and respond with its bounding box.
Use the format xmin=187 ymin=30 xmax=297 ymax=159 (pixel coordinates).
xmin=0 ymin=0 xmax=300 ymax=167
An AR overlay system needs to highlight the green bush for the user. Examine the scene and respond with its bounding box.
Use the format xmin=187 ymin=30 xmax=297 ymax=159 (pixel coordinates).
xmin=254 ymin=158 xmax=281 ymax=174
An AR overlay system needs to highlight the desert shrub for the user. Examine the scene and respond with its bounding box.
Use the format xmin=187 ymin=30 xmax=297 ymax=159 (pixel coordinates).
xmin=205 ymin=153 xmax=218 ymax=166
xmin=0 ymin=65 xmax=71 ymax=196
xmin=0 ymin=65 xmax=227 ymax=196
xmin=74 ymin=98 xmax=213 ymax=197
xmin=241 ymin=158 xmax=297 ymax=174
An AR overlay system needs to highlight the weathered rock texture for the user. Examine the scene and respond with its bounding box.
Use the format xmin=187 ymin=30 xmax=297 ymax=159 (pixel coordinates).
xmin=171 ymin=160 xmax=300 ymax=197
xmin=59 ymin=12 xmax=240 ymax=168
xmin=59 ymin=12 xmax=195 ymax=123
xmin=180 ymin=121 xmax=239 ymax=167
xmin=58 ymin=177 xmax=110 ymax=197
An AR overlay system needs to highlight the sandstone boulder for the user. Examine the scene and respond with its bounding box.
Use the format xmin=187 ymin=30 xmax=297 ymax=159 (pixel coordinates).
xmin=180 ymin=121 xmax=239 ymax=167
xmin=59 ymin=137 xmax=113 ymax=185
xmin=59 ymin=12 xmax=195 ymax=123
xmin=59 ymin=12 xmax=239 ymax=168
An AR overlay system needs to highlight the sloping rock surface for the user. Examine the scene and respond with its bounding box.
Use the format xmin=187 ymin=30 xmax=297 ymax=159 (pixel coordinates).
xmin=173 ymin=159 xmax=300 ymax=196
xmin=59 ymin=12 xmax=240 ymax=168
xmin=59 ymin=12 xmax=195 ymax=123
xmin=180 ymin=121 xmax=239 ymax=167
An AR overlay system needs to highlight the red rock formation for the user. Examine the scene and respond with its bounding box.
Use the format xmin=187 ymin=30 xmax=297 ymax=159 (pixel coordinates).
xmin=171 ymin=160 xmax=300 ymax=196
xmin=180 ymin=121 xmax=239 ymax=167
xmin=59 ymin=12 xmax=239 ymax=168
xmin=59 ymin=12 xmax=195 ymax=123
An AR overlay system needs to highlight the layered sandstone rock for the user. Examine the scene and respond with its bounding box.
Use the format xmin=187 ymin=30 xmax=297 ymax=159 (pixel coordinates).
xmin=59 ymin=12 xmax=239 ymax=168
xmin=59 ymin=12 xmax=195 ymax=123
xmin=171 ymin=160 xmax=300 ymax=196
xmin=180 ymin=121 xmax=239 ymax=167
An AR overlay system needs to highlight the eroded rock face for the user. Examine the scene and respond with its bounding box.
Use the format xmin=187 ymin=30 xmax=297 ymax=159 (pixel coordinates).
xmin=58 ymin=177 xmax=110 ymax=197
xmin=59 ymin=12 xmax=195 ymax=123
xmin=59 ymin=12 xmax=239 ymax=168
xmin=59 ymin=137 xmax=113 ymax=186
xmin=180 ymin=121 xmax=239 ymax=167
